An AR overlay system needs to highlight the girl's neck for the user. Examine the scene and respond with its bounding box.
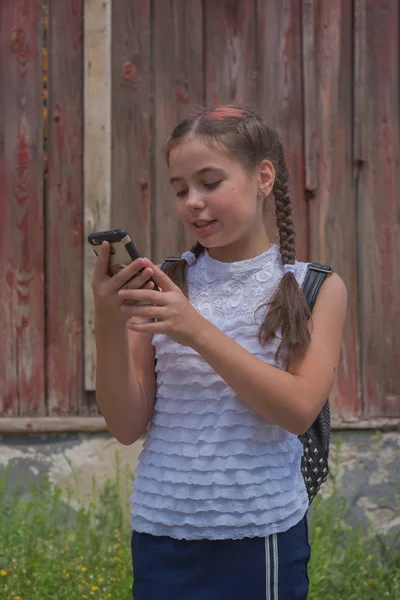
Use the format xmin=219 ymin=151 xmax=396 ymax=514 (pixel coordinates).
xmin=207 ymin=234 xmax=272 ymax=264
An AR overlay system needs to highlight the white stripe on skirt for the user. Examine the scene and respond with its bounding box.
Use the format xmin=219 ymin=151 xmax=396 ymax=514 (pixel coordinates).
xmin=265 ymin=533 xmax=278 ymax=599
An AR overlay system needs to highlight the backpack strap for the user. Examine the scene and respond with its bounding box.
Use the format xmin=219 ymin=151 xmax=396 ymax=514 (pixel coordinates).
xmin=301 ymin=263 xmax=333 ymax=311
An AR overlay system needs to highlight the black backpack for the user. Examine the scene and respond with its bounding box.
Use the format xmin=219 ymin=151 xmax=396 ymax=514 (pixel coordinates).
xmin=299 ymin=263 xmax=333 ymax=504
xmin=161 ymin=258 xmax=334 ymax=505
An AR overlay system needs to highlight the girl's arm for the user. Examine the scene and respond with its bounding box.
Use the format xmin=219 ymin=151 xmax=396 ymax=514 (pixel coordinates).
xmin=121 ymin=264 xmax=347 ymax=436
xmin=95 ymin=320 xmax=155 ymax=445
xmin=92 ymin=243 xmax=156 ymax=446
xmin=189 ymin=273 xmax=347 ymax=435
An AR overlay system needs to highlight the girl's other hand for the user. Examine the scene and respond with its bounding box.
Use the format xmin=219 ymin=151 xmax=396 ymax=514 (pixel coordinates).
xmin=91 ymin=241 xmax=155 ymax=329
xmin=118 ymin=259 xmax=205 ymax=347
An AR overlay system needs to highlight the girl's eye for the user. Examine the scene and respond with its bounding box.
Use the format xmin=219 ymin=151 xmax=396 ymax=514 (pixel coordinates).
xmin=204 ymin=181 xmax=221 ymax=190
xmin=176 ymin=190 xmax=188 ymax=198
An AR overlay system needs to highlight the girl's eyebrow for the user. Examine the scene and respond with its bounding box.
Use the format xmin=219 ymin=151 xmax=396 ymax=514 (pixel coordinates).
xmin=169 ymin=166 xmax=223 ymax=184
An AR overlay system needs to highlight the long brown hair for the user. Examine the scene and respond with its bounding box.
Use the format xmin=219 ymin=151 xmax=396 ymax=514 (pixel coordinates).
xmin=163 ymin=105 xmax=311 ymax=365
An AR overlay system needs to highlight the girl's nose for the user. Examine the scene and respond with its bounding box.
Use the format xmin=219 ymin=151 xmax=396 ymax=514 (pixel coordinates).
xmin=186 ymin=189 xmax=205 ymax=210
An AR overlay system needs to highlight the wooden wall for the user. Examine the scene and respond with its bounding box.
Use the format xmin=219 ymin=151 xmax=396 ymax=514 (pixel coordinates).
xmin=46 ymin=0 xmax=84 ymax=416
xmin=0 ymin=0 xmax=45 ymax=418
xmin=0 ymin=0 xmax=399 ymax=432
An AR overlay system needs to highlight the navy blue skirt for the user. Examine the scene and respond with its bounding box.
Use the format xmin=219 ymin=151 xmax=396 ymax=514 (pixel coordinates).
xmin=131 ymin=515 xmax=311 ymax=599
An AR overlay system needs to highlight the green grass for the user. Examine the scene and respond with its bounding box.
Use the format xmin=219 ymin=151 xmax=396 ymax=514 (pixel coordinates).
xmin=308 ymin=494 xmax=400 ymax=599
xmin=307 ymin=441 xmax=400 ymax=599
xmin=0 ymin=451 xmax=399 ymax=600
xmin=0 ymin=456 xmax=134 ymax=600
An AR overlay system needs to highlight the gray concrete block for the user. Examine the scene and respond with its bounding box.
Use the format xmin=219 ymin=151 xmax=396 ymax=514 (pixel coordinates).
xmin=1 ymin=429 xmax=399 ymax=537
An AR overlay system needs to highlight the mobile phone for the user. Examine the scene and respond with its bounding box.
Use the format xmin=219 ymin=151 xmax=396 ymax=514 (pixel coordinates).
xmin=87 ymin=229 xmax=159 ymax=291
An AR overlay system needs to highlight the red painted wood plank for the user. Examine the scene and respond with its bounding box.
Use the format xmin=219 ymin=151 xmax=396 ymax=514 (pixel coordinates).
xmin=111 ymin=0 xmax=152 ymax=258
xmin=152 ymin=0 xmax=203 ymax=263
xmin=46 ymin=0 xmax=84 ymax=415
xmin=354 ymin=0 xmax=367 ymax=163
xmin=204 ymin=0 xmax=256 ymax=106
xmin=301 ymin=0 xmax=318 ymax=192
xmin=356 ymin=0 xmax=400 ymax=417
xmin=0 ymin=0 xmax=45 ymax=417
xmin=306 ymin=0 xmax=360 ymax=419
xmin=257 ymin=0 xmax=308 ymax=260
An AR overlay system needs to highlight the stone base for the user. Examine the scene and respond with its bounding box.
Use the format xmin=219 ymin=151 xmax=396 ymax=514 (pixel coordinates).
xmin=1 ymin=430 xmax=399 ymax=536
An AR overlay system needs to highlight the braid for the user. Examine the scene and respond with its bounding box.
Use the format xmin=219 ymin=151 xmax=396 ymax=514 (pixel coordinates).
xmin=163 ymin=241 xmax=205 ymax=297
xmin=273 ymin=148 xmax=296 ymax=266
xmin=257 ymin=141 xmax=311 ymax=365
xmin=191 ymin=241 xmax=204 ymax=259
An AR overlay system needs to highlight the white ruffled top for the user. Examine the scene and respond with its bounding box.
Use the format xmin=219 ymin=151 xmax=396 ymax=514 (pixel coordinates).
xmin=130 ymin=243 xmax=310 ymax=540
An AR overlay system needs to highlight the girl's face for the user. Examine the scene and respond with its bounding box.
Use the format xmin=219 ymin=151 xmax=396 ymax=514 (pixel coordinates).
xmin=169 ymin=136 xmax=273 ymax=262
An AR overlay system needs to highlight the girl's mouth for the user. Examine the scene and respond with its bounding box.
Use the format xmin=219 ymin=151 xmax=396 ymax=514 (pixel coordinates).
xmin=194 ymin=220 xmax=217 ymax=235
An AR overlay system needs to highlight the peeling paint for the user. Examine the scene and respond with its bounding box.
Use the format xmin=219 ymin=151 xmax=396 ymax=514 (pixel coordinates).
xmin=357 ymin=497 xmax=400 ymax=535
xmin=0 ymin=446 xmax=27 ymax=465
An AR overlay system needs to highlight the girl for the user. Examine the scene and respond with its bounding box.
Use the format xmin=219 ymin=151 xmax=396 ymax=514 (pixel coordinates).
xmin=91 ymin=105 xmax=347 ymax=599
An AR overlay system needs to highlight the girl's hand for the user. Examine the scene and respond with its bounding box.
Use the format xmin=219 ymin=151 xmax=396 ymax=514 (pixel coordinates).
xmin=118 ymin=258 xmax=205 ymax=347
xmin=91 ymin=242 xmax=156 ymax=329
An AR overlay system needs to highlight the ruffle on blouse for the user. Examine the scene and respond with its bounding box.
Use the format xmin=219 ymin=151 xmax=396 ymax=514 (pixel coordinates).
xmin=130 ymin=497 xmax=308 ymax=541
xmin=145 ymin=423 xmax=290 ymax=445
xmin=132 ymin=486 xmax=298 ymax=514
xmin=131 ymin=504 xmax=307 ymax=541
xmin=132 ymin=498 xmax=301 ymax=528
xmin=154 ymin=318 xmax=281 ymax=360
xmin=137 ymin=444 xmax=297 ymax=471
xmin=151 ymin=407 xmax=272 ymax=430
xmin=135 ymin=460 xmax=300 ymax=486
xmin=153 ymin=393 xmax=251 ymax=413
xmin=132 ymin=472 xmax=299 ymax=500
xmin=143 ymin=434 xmax=298 ymax=458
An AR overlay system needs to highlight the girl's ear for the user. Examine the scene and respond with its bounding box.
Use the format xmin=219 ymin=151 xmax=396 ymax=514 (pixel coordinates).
xmin=258 ymin=159 xmax=275 ymax=195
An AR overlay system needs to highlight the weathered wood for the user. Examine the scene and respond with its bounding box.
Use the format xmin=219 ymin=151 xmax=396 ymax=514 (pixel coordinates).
xmin=111 ymin=0 xmax=152 ymax=256
xmin=257 ymin=0 xmax=308 ymax=260
xmin=1 ymin=0 xmax=398 ymax=429
xmin=356 ymin=0 xmax=400 ymax=417
xmin=83 ymin=0 xmax=112 ymax=391
xmin=331 ymin=417 xmax=400 ymax=431
xmin=152 ymin=0 xmax=203 ymax=263
xmin=46 ymin=0 xmax=84 ymax=415
xmin=353 ymin=0 xmax=367 ymax=163
xmin=301 ymin=0 xmax=318 ymax=192
xmin=0 ymin=0 xmax=45 ymax=416
xmin=204 ymin=0 xmax=256 ymax=106
xmin=306 ymin=0 xmax=360 ymax=420
xmin=0 ymin=417 xmax=108 ymax=433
